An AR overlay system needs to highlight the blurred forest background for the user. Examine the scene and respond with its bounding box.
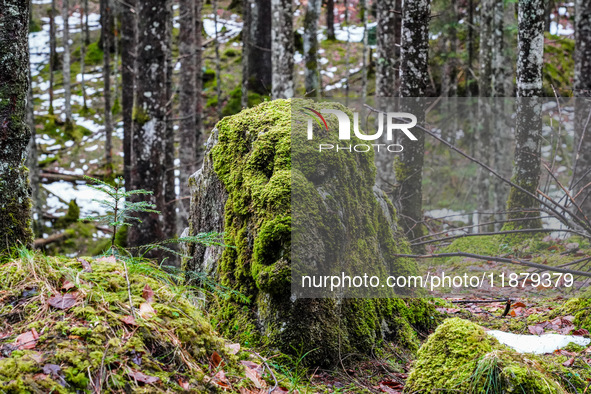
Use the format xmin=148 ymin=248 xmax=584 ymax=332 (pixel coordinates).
xmin=21 ymin=0 xmax=589 ymax=257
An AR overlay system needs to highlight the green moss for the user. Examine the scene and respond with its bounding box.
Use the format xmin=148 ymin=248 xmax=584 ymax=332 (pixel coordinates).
xmin=84 ymin=42 xmax=103 ymax=66
xmin=133 ymin=105 xmax=150 ymax=126
xmin=406 ymin=318 xmax=567 ymax=393
xmin=199 ymin=99 xmax=438 ymax=366
xmin=0 ymin=250 xmax=238 ymax=392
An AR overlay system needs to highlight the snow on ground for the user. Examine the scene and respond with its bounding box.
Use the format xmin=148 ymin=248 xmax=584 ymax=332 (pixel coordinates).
xmin=488 ymin=330 xmax=590 ymax=354
xmin=44 ymin=181 xmax=107 ymax=217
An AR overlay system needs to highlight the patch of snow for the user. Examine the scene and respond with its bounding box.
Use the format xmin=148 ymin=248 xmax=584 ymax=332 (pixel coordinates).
xmin=487 ymin=330 xmax=590 ymax=355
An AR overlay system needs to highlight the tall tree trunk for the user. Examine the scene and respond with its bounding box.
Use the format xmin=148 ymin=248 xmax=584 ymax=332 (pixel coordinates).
xmin=80 ymin=0 xmax=87 ymax=111
xmin=304 ymin=0 xmax=321 ymax=97
xmin=195 ymin=0 xmax=204 ymax=165
xmin=241 ymin=0 xmax=251 ymax=108
xmin=344 ymin=0 xmax=351 ymax=101
xmin=84 ymin=0 xmax=90 ymax=45
xmin=505 ymin=0 xmax=545 ymax=229
xmin=467 ymin=0 xmax=475 ymax=95
xmin=396 ymin=0 xmax=431 ymax=250
xmin=477 ymin=0 xmax=494 ymax=232
xmin=573 ymin=0 xmax=591 ymax=217
xmin=271 ymin=0 xmax=294 ymax=99
xmin=49 ymin=0 xmax=56 ymax=115
xmin=164 ymin=0 xmax=176 ymax=239
xmin=121 ymin=0 xmax=136 ymax=189
xmin=326 ymin=0 xmax=336 ymax=40
xmin=27 ymin=65 xmax=41 ymax=237
xmin=179 ymin=0 xmax=197 ymax=225
xmin=246 ymin=0 xmax=272 ymax=96
xmin=101 ymin=0 xmax=113 ymax=176
xmin=62 ymin=0 xmax=72 ymax=127
xmin=361 ymin=0 xmax=369 ymax=101
xmin=128 ymin=0 xmax=172 ymax=248
xmin=213 ymin=0 xmax=222 ymax=116
xmin=376 ymin=0 xmax=398 ymax=98
xmin=0 ymin=0 xmax=34 ymax=251
xmin=492 ymin=0 xmax=509 ymax=231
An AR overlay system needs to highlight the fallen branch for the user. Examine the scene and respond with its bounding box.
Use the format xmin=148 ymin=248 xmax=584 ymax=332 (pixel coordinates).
xmin=411 ymin=228 xmax=589 ymax=247
xmin=394 ymin=252 xmax=591 ymax=278
xmin=34 ymin=231 xmax=70 ymax=248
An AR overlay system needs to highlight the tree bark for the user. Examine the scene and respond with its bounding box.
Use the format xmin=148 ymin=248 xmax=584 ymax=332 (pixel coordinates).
xmin=62 ymin=0 xmax=72 ymax=126
xmin=271 ymin=0 xmax=295 ymax=99
xmin=179 ymin=0 xmax=197 ymax=225
xmin=213 ymin=0 xmax=222 ymax=115
xmin=396 ymin=0 xmax=431 ymax=250
xmin=80 ymin=0 xmax=87 ymax=111
xmin=376 ymin=0 xmax=398 ymax=98
xmin=101 ymin=0 xmax=113 ymax=176
xmin=304 ymin=0 xmax=321 ymax=97
xmin=477 ymin=0 xmax=494 ymax=231
xmin=49 ymin=0 xmax=56 ymax=115
xmin=326 ymin=0 xmax=336 ymax=40
xmin=506 ymin=0 xmax=545 ymax=229
xmin=246 ymin=0 xmax=272 ymax=96
xmin=164 ymin=0 xmax=176 ymax=240
xmin=241 ymin=0 xmax=251 ymax=108
xmin=128 ymin=0 xmax=172 ymax=248
xmin=121 ymin=0 xmax=136 ymax=189
xmin=573 ymin=0 xmax=591 ymax=217
xmin=0 ymin=0 xmax=34 ymax=251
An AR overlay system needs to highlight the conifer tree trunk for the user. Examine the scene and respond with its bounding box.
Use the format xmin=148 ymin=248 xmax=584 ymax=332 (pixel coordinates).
xmin=128 ymin=0 xmax=172 ymax=247
xmin=304 ymin=0 xmax=321 ymax=97
xmin=241 ymin=0 xmax=251 ymax=108
xmin=213 ymin=0 xmax=222 ymax=116
xmin=179 ymin=0 xmax=197 ymax=223
xmin=506 ymin=0 xmax=545 ymax=229
xmin=245 ymin=0 xmax=272 ymax=96
xmin=477 ymin=0 xmax=494 ymax=232
xmin=80 ymin=0 xmax=87 ymax=111
xmin=121 ymin=0 xmax=136 ymax=188
xmin=195 ymin=0 xmax=204 ymax=166
xmin=326 ymin=0 xmax=336 ymax=40
xmin=361 ymin=0 xmax=369 ymax=101
xmin=0 ymin=0 xmax=34 ymax=251
xmin=84 ymin=0 xmax=90 ymax=45
xmin=376 ymin=0 xmax=398 ymax=98
xmin=396 ymin=0 xmax=431 ymax=249
xmin=49 ymin=0 xmax=56 ymax=115
xmin=573 ymin=0 xmax=591 ymax=217
xmin=164 ymin=0 xmax=176 ymax=239
xmin=101 ymin=0 xmax=113 ymax=176
xmin=62 ymin=0 xmax=72 ymax=126
xmin=271 ymin=0 xmax=294 ymax=99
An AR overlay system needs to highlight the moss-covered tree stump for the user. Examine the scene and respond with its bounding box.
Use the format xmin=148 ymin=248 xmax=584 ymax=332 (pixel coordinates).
xmin=185 ymin=99 xmax=437 ymax=366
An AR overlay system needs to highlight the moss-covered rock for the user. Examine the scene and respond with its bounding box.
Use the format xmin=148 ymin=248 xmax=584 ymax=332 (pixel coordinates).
xmin=405 ymin=318 xmax=568 ymax=393
xmin=0 ymin=249 xmax=244 ymax=392
xmin=185 ymin=99 xmax=438 ymax=366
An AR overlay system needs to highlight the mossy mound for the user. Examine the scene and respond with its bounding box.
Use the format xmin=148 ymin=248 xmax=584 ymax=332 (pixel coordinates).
xmin=405 ymin=318 xmax=571 ymax=393
xmin=0 ymin=248 xmax=242 ymax=393
xmin=187 ymin=99 xmax=439 ymax=366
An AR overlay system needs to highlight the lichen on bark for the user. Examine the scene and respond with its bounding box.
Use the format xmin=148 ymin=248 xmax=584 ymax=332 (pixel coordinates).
xmin=0 ymin=0 xmax=34 ymax=252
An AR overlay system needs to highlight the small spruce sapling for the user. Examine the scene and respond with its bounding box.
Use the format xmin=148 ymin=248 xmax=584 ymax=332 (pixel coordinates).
xmin=81 ymin=176 xmax=159 ymax=250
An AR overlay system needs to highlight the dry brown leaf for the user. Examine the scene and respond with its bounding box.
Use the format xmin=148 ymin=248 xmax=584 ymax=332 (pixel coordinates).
xmin=226 ymin=343 xmax=241 ymax=355
xmin=210 ymin=351 xmax=223 ymax=368
xmin=572 ymin=328 xmax=589 ymax=336
xmin=528 ymin=325 xmax=545 ymax=335
xmin=212 ymin=370 xmax=230 ymax=388
xmin=563 ymin=357 xmax=575 ymax=367
xmin=16 ymin=329 xmax=39 ymax=350
xmin=61 ymin=280 xmax=76 ymax=291
xmin=121 ymin=315 xmax=138 ymax=326
xmin=139 ymin=303 xmax=156 ymax=318
xmin=128 ymin=369 xmax=160 ymax=385
xmin=77 ymin=258 xmax=93 ymax=272
xmin=512 ymin=302 xmax=527 ymax=308
xmin=244 ymin=363 xmax=266 ymax=389
xmin=48 ymin=293 xmax=77 ymax=310
xmin=142 ymin=284 xmax=154 ymax=303
xmin=95 ymin=256 xmax=116 ymax=264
